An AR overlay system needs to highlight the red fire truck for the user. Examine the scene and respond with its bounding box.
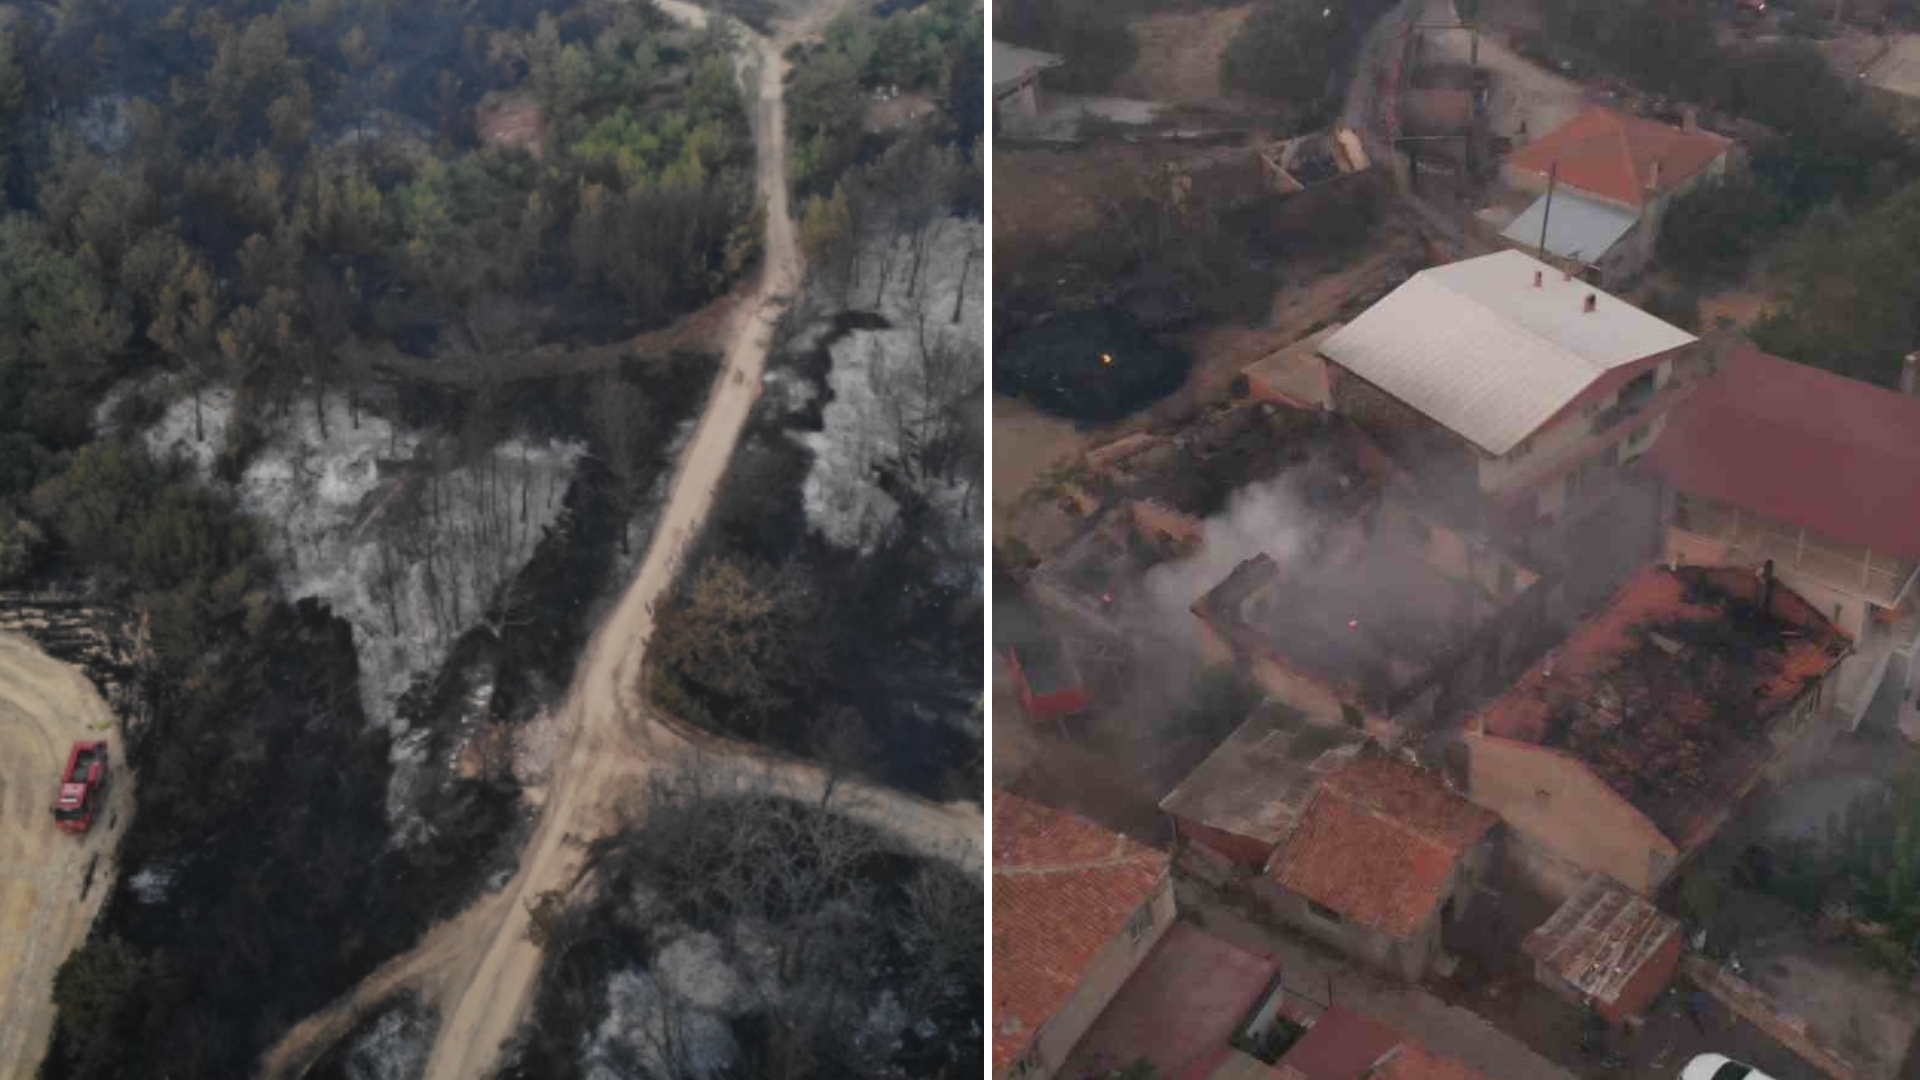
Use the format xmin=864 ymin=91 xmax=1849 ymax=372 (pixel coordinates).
xmin=51 ymin=741 xmax=109 ymax=834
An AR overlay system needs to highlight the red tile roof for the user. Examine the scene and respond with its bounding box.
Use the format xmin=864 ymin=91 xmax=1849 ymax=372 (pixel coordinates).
xmin=1374 ymin=1043 xmax=1500 ymax=1080
xmin=1277 ymin=1008 xmax=1497 ymax=1080
xmin=1478 ymin=565 xmax=1849 ymax=847
xmin=1507 ymin=106 xmax=1732 ymax=208
xmin=993 ymin=791 xmax=1169 ymax=1073
xmin=1061 ymin=922 xmax=1282 ymax=1080
xmin=1266 ymin=758 xmax=1496 ymax=936
xmin=1275 ymin=1007 xmax=1404 ymax=1080
xmin=1643 ymin=343 xmax=1920 ymax=559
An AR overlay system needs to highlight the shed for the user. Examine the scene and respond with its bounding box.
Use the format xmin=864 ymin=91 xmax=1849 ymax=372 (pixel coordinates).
xmin=1523 ymin=874 xmax=1682 ymax=1022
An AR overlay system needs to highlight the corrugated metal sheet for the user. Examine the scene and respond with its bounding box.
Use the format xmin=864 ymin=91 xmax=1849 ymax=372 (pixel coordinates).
xmin=1317 ymin=250 xmax=1696 ymax=455
xmin=1501 ymin=189 xmax=1640 ymax=266
xmin=993 ymin=41 xmax=1063 ymax=92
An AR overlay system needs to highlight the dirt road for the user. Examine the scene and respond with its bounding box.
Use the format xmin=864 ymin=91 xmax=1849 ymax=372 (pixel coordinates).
xmin=258 ymin=4 xmax=979 ymax=1077
xmin=0 ymin=630 xmax=132 ymax=1080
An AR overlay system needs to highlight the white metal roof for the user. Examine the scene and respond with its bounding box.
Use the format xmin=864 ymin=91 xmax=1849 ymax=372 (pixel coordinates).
xmin=993 ymin=41 xmax=1064 ymax=93
xmin=1501 ymin=189 xmax=1641 ymax=266
xmin=1317 ymin=250 xmax=1697 ymax=456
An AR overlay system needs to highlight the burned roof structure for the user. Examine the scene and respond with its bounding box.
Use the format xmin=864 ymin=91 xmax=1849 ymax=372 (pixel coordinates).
xmin=1479 ymin=565 xmax=1850 ymax=848
xmin=1160 ymin=703 xmax=1369 ymax=851
xmin=1194 ymin=523 xmax=1503 ymax=714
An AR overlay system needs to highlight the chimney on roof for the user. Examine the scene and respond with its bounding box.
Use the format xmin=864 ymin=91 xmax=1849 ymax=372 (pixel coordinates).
xmin=1904 ymin=352 xmax=1919 ymax=395
xmin=1682 ymin=106 xmax=1699 ymax=132
xmin=1563 ymin=265 xmax=1574 ymax=282
xmin=1533 ymin=270 xmax=1543 ymax=288
xmin=1648 ymin=159 xmax=1663 ymax=191
xmin=1583 ymin=293 xmax=1597 ymax=313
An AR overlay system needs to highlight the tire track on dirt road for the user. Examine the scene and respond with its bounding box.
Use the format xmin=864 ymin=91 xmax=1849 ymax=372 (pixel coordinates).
xmin=0 ymin=630 xmax=134 ymax=1080
xmin=258 ymin=3 xmax=980 ymax=1077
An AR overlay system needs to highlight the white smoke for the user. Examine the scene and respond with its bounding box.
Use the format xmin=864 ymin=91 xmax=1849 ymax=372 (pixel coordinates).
xmin=1142 ymin=480 xmax=1310 ymax=627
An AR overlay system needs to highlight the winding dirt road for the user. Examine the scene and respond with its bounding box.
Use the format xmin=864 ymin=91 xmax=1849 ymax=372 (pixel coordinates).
xmin=259 ymin=4 xmax=980 ymax=1078
xmin=0 ymin=630 xmax=133 ymax=1080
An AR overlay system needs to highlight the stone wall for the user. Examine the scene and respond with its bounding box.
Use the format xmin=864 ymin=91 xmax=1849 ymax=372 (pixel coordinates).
xmin=1684 ymin=956 xmax=1861 ymax=1080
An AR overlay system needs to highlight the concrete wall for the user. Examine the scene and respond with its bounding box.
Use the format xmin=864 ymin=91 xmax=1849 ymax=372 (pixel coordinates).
xmin=1013 ymin=876 xmax=1179 ymax=1080
xmin=1505 ymin=829 xmax=1599 ymax=902
xmin=1172 ymin=816 xmax=1279 ymax=886
xmin=1247 ymin=655 xmax=1397 ymax=745
xmin=1685 ymin=956 xmax=1862 ymax=1080
xmin=1461 ymin=733 xmax=1680 ymax=895
xmin=1664 ymin=527 xmax=1875 ymax=642
xmin=1476 ymin=349 xmax=1686 ymax=499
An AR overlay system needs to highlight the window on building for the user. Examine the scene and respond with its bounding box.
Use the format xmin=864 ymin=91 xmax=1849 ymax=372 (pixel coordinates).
xmin=1340 ymin=702 xmax=1364 ymax=729
xmin=1307 ymin=899 xmax=1344 ymax=923
xmin=1619 ymin=370 xmax=1656 ymax=409
xmin=1125 ymin=903 xmax=1155 ymax=944
xmin=1011 ymin=1050 xmax=1041 ymax=1079
xmin=1629 ymin=422 xmax=1651 ymax=447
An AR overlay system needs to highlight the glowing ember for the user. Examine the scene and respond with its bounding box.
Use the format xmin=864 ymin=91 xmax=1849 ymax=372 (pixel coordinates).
xmin=1100 ymin=352 xmax=1114 ymax=366
xmin=1102 ymin=592 xmax=1115 ymax=604
xmin=1348 ymin=620 xmax=1359 ymax=628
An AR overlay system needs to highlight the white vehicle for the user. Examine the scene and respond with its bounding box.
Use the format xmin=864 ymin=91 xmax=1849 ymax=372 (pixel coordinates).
xmin=1683 ymin=1055 xmax=1774 ymax=1080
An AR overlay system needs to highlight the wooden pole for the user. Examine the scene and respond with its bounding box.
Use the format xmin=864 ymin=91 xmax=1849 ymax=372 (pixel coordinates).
xmin=1537 ymin=160 xmax=1558 ymax=261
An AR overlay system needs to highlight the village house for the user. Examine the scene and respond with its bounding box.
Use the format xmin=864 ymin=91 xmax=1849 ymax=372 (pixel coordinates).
xmin=1458 ymin=565 xmax=1851 ymax=897
xmin=1643 ymin=343 xmax=1920 ymax=733
xmin=1316 ymin=250 xmax=1711 ymax=604
xmin=1189 ymin=493 xmax=1547 ymax=746
xmin=1161 ymin=703 xmax=1370 ymax=884
xmin=1264 ymin=1005 xmax=1497 ymax=1080
xmin=993 ymin=792 xmax=1175 ymax=1080
xmin=1055 ymin=921 xmax=1286 ymax=1080
xmin=1497 ymin=105 xmax=1735 ymax=287
xmin=1522 ymin=874 xmax=1683 ymax=1023
xmin=1253 ymin=755 xmax=1499 ymax=982
xmin=993 ymin=41 xmax=1063 ymax=120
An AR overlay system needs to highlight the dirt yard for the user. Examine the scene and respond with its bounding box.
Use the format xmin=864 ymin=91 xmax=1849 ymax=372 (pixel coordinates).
xmin=1113 ymin=4 xmax=1255 ymax=103
xmin=0 ymin=631 xmax=132 ymax=1080
xmin=993 ymin=144 xmax=1143 ymax=250
xmin=1698 ymin=285 xmax=1776 ymax=332
xmin=1419 ymin=0 xmax=1588 ymax=139
xmin=477 ymin=95 xmax=545 ymax=156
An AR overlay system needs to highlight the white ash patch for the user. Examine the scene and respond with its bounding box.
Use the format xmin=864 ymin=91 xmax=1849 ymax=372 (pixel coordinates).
xmin=797 ymin=216 xmax=982 ymax=565
xmin=128 ymin=862 xmax=177 ymax=905
xmin=340 ymin=1004 xmax=436 ymax=1080
xmin=136 ymin=388 xmax=584 ymax=837
xmin=139 ymin=383 xmax=237 ymax=478
xmin=585 ymin=970 xmax=738 ymax=1080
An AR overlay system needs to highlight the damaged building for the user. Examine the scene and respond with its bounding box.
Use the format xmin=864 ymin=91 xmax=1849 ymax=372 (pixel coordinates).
xmin=1190 ymin=493 xmax=1548 ymax=746
xmin=1160 ymin=703 xmax=1370 ymax=884
xmin=1458 ymin=565 xmax=1852 ymax=897
xmin=1645 ymin=343 xmax=1920 ymax=734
